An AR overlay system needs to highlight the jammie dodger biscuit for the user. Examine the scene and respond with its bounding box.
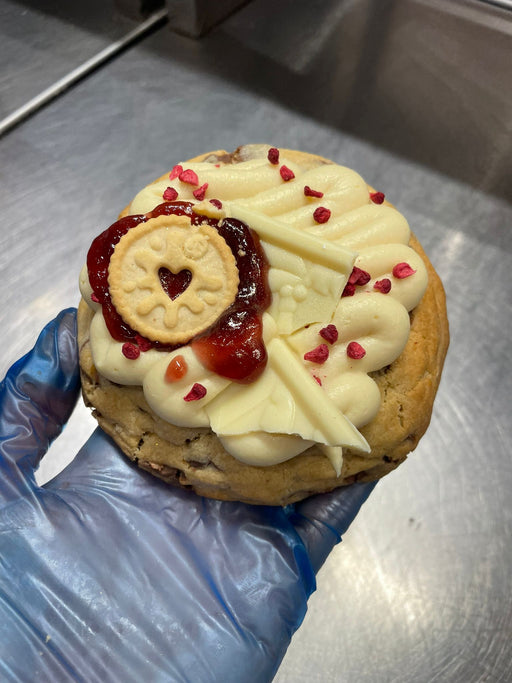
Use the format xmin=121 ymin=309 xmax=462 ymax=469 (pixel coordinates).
xmin=78 ymin=145 xmax=449 ymax=505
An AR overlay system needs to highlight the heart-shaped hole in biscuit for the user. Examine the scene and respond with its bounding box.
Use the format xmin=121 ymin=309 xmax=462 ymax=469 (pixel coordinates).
xmin=159 ymin=267 xmax=192 ymax=301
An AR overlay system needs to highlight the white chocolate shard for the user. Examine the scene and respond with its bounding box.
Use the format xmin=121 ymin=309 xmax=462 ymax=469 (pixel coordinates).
xmin=206 ymin=337 xmax=369 ymax=453
xmin=225 ymin=203 xmax=357 ymax=335
xmin=225 ymin=203 xmax=357 ymax=272
xmin=319 ymin=445 xmax=344 ymax=478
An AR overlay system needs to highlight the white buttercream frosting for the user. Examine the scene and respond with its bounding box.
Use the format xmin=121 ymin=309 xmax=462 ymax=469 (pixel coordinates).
xmin=80 ymin=147 xmax=428 ymax=475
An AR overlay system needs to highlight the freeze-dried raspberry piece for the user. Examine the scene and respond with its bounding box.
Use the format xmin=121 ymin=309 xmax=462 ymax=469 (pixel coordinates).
xmin=304 ymin=344 xmax=329 ymax=364
xmin=370 ymin=191 xmax=385 ymax=204
xmin=347 ymin=341 xmax=366 ymax=359
xmin=313 ymin=375 xmax=322 ymax=386
xmin=348 ymin=266 xmax=371 ymax=286
xmin=179 ymin=169 xmax=199 ymax=186
xmin=304 ymin=186 xmax=324 ymax=198
xmin=122 ymin=342 xmax=140 ymax=360
xmin=342 ymin=282 xmax=356 ymax=297
xmin=268 ymin=147 xmax=280 ymax=164
xmin=169 ymin=165 xmax=183 ymax=180
xmin=193 ymin=183 xmax=208 ymax=201
xmin=280 ymin=165 xmax=295 ymax=181
xmin=392 ymin=262 xmax=416 ymax=279
xmin=374 ymin=278 xmax=392 ymax=293
xmin=319 ymin=324 xmax=338 ymax=344
xmin=163 ymin=187 xmax=178 ymax=201
xmin=90 ymin=292 xmax=100 ymax=303
xmin=184 ymin=383 xmax=207 ymax=401
xmin=209 ymin=198 xmax=222 ymax=209
xmin=313 ymin=207 xmax=331 ymax=224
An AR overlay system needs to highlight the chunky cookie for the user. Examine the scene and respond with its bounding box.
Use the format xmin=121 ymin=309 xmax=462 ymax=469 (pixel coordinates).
xmin=78 ymin=145 xmax=449 ymax=505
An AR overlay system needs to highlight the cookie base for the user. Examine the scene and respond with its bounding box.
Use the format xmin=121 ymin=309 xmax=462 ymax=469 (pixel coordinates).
xmin=78 ymin=147 xmax=449 ymax=505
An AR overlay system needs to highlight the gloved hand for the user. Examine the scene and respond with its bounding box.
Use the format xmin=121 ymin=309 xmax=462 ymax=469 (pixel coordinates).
xmin=0 ymin=309 xmax=375 ymax=683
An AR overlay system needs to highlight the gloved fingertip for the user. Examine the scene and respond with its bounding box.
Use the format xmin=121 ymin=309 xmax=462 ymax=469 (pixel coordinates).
xmin=55 ymin=308 xmax=79 ymax=383
xmin=57 ymin=307 xmax=78 ymax=336
xmin=0 ymin=309 xmax=81 ymax=499
xmin=18 ymin=308 xmax=80 ymax=406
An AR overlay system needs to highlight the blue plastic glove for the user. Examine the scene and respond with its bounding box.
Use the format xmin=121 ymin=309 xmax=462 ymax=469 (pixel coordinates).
xmin=0 ymin=309 xmax=375 ymax=683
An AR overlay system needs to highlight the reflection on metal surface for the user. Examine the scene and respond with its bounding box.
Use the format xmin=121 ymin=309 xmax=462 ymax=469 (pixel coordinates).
xmin=479 ymin=0 xmax=512 ymax=10
xmin=218 ymin=0 xmax=512 ymax=200
xmin=0 ymin=8 xmax=168 ymax=137
xmin=166 ymin=0 xmax=252 ymax=37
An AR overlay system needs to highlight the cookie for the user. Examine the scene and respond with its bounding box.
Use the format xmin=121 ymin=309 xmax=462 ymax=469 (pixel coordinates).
xmin=78 ymin=145 xmax=449 ymax=505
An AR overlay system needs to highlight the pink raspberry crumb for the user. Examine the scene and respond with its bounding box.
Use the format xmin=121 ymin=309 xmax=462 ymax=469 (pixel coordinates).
xmin=348 ymin=266 xmax=371 ymax=286
xmin=347 ymin=341 xmax=366 ymax=359
xmin=370 ymin=191 xmax=385 ymax=204
xmin=184 ymin=383 xmax=207 ymax=402
xmin=392 ymin=262 xmax=416 ymax=279
xmin=280 ymin=165 xmax=295 ymax=181
xmin=319 ymin=324 xmax=338 ymax=344
xmin=374 ymin=278 xmax=392 ymax=293
xmin=169 ymin=165 xmax=183 ymax=180
xmin=313 ymin=207 xmax=331 ymax=224
xmin=304 ymin=344 xmax=329 ymax=364
xmin=193 ymin=183 xmax=209 ymax=201
xmin=163 ymin=187 xmax=178 ymax=201
xmin=268 ymin=147 xmax=280 ymax=164
xmin=304 ymin=186 xmax=324 ymax=198
xmin=342 ymin=282 xmax=356 ymax=297
xmin=122 ymin=342 xmax=140 ymax=360
xmin=179 ymin=169 xmax=199 ymax=186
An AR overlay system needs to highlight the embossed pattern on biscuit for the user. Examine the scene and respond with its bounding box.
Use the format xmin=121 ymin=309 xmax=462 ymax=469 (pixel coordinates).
xmin=108 ymin=214 xmax=239 ymax=344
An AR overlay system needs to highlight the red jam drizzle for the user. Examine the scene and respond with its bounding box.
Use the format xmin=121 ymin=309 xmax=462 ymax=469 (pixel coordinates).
xmin=87 ymin=201 xmax=271 ymax=383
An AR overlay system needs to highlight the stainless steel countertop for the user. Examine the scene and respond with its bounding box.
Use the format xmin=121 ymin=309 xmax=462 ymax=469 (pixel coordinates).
xmin=1 ymin=1 xmax=511 ymax=681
